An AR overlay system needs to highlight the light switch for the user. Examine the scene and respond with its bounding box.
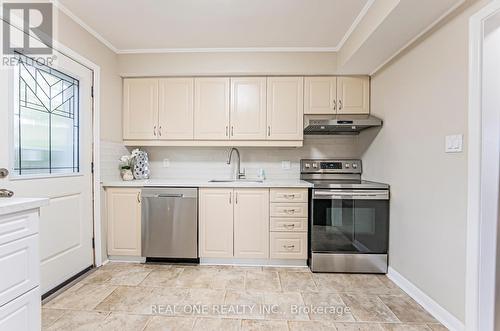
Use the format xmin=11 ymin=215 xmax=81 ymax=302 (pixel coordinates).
xmin=282 ymin=160 xmax=291 ymax=170
xmin=445 ymin=134 xmax=463 ymax=153
xmin=163 ymin=159 xmax=170 ymax=167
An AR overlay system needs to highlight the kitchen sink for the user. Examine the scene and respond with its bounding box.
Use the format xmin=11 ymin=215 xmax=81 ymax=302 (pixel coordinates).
xmin=209 ymin=179 xmax=264 ymax=183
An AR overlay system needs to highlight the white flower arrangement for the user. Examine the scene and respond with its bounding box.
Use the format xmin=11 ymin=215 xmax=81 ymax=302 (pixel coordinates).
xmin=119 ymin=154 xmax=134 ymax=170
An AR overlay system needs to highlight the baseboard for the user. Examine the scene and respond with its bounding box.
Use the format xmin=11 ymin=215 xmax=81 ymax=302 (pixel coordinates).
xmin=200 ymin=258 xmax=307 ymax=267
xmin=108 ymin=256 xmax=146 ymax=263
xmin=387 ymin=267 xmax=465 ymax=331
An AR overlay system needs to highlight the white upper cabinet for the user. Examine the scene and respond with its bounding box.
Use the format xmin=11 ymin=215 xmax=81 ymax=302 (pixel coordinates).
xmin=304 ymin=76 xmax=370 ymax=115
xmin=230 ymin=77 xmax=267 ymax=140
xmin=158 ymin=78 xmax=194 ymax=139
xmin=194 ymin=78 xmax=230 ymax=140
xmin=304 ymin=77 xmax=337 ymax=114
xmin=337 ymin=76 xmax=370 ymax=114
xmin=266 ymin=77 xmax=304 ymax=140
xmin=123 ymin=78 xmax=158 ymax=140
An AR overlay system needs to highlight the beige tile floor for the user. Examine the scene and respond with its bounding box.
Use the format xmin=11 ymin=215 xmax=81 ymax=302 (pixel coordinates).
xmin=42 ymin=263 xmax=448 ymax=331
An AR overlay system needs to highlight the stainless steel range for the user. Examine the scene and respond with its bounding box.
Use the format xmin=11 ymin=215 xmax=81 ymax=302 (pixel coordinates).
xmin=301 ymin=159 xmax=390 ymax=273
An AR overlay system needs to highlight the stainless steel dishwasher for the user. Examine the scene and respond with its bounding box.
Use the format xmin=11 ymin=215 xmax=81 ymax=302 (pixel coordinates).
xmin=141 ymin=188 xmax=198 ymax=261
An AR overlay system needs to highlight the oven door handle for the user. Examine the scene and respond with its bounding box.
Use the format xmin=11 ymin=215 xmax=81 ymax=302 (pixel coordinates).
xmin=313 ymin=190 xmax=389 ymax=200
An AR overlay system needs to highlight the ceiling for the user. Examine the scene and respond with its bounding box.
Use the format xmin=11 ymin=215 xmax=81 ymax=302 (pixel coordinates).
xmin=56 ymin=0 xmax=370 ymax=53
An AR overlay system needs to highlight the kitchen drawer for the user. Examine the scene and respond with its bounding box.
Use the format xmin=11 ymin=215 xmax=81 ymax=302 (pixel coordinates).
xmin=270 ymin=203 xmax=308 ymax=218
xmin=0 ymin=287 xmax=40 ymax=331
xmin=0 ymin=210 xmax=38 ymax=246
xmin=270 ymin=218 xmax=307 ymax=232
xmin=0 ymin=235 xmax=39 ymax=306
xmin=270 ymin=189 xmax=308 ymax=203
xmin=270 ymin=232 xmax=307 ymax=259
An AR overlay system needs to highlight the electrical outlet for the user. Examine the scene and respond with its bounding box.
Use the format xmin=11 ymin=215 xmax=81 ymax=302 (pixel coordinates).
xmin=445 ymin=134 xmax=463 ymax=153
xmin=163 ymin=159 xmax=170 ymax=167
xmin=282 ymin=160 xmax=291 ymax=170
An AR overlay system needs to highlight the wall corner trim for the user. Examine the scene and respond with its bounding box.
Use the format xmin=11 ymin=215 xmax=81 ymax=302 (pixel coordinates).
xmin=387 ymin=267 xmax=465 ymax=331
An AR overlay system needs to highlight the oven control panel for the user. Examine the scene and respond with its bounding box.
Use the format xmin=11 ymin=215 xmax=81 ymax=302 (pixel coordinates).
xmin=300 ymin=159 xmax=362 ymax=173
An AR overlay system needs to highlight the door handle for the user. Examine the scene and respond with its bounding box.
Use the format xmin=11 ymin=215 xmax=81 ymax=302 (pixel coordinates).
xmin=0 ymin=189 xmax=14 ymax=198
xmin=157 ymin=194 xmax=184 ymax=198
xmin=158 ymin=126 xmax=162 ymax=137
xmin=231 ymin=126 xmax=234 ymax=136
xmin=229 ymin=192 xmax=232 ymax=204
xmin=339 ymin=100 xmax=343 ymax=110
xmin=153 ymin=125 xmax=157 ymax=136
xmin=225 ymin=126 xmax=229 ymax=137
xmin=333 ymin=100 xmax=337 ymax=111
xmin=137 ymin=192 xmax=141 ymax=203
xmin=267 ymin=126 xmax=271 ymax=136
xmin=0 ymin=168 xmax=8 ymax=178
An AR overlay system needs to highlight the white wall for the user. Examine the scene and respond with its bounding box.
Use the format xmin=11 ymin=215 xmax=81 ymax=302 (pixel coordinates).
xmin=118 ymin=52 xmax=337 ymax=76
xmin=359 ymin=0 xmax=487 ymax=323
xmin=100 ymin=136 xmax=362 ymax=181
xmin=55 ymin=11 xmax=122 ymax=143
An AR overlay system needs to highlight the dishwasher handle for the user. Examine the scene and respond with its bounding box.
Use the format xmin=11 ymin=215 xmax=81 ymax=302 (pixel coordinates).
xmin=158 ymin=194 xmax=184 ymax=198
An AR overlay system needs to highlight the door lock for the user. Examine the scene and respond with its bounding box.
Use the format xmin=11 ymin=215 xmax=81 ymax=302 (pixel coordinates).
xmin=0 ymin=168 xmax=8 ymax=178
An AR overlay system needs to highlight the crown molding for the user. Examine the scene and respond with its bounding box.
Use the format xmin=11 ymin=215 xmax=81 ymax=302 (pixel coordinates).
xmin=51 ymin=0 xmax=375 ymax=55
xmin=116 ymin=47 xmax=339 ymax=54
xmin=52 ymin=0 xmax=119 ymax=53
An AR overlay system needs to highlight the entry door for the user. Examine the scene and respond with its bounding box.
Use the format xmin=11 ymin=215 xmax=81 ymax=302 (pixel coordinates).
xmin=0 ymin=51 xmax=94 ymax=294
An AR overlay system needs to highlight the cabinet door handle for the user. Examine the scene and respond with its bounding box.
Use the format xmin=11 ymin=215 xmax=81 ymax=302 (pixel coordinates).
xmin=339 ymin=100 xmax=343 ymax=110
xmin=137 ymin=192 xmax=141 ymax=203
xmin=231 ymin=126 xmax=234 ymax=136
xmin=158 ymin=126 xmax=162 ymax=136
xmin=229 ymin=192 xmax=232 ymax=204
xmin=153 ymin=125 xmax=157 ymax=136
xmin=225 ymin=126 xmax=229 ymax=137
xmin=267 ymin=126 xmax=271 ymax=136
xmin=235 ymin=192 xmax=238 ymax=204
xmin=333 ymin=99 xmax=337 ymax=111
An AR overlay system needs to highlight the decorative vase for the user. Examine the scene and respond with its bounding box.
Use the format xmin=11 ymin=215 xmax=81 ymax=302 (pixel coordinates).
xmin=121 ymin=169 xmax=134 ymax=181
xmin=133 ymin=150 xmax=151 ymax=180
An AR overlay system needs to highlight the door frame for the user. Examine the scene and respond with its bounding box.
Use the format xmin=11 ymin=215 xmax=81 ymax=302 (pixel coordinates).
xmin=467 ymin=1 xmax=500 ymax=330
xmin=48 ymin=41 xmax=103 ymax=267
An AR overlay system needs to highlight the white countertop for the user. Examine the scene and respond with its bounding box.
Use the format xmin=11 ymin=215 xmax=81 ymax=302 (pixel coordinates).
xmin=102 ymin=178 xmax=313 ymax=188
xmin=0 ymin=197 xmax=49 ymax=216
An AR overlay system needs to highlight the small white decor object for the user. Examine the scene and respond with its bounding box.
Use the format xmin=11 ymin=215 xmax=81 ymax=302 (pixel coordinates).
xmin=118 ymin=154 xmax=135 ymax=181
xmin=131 ymin=149 xmax=151 ymax=180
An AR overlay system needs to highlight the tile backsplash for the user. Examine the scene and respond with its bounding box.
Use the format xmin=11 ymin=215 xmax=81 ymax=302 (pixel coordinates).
xmin=101 ymin=136 xmax=361 ymax=181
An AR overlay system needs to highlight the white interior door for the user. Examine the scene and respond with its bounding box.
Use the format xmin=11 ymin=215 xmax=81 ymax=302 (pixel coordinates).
xmin=0 ymin=51 xmax=94 ymax=294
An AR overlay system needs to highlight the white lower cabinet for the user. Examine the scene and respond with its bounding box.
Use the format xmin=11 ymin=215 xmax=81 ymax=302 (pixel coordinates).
xmin=0 ymin=209 xmax=42 ymax=331
xmin=270 ymin=232 xmax=307 ymax=259
xmin=199 ymin=188 xmax=269 ymax=259
xmin=269 ymin=189 xmax=308 ymax=260
xmin=199 ymin=187 xmax=308 ymax=262
xmin=106 ymin=188 xmax=142 ymax=256
xmin=234 ymin=189 xmax=269 ymax=259
xmin=198 ymin=188 xmax=234 ymax=258
xmin=0 ymin=288 xmax=40 ymax=331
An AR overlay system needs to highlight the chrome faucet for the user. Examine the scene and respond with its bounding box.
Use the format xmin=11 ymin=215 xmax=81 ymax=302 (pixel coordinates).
xmin=227 ymin=147 xmax=245 ymax=179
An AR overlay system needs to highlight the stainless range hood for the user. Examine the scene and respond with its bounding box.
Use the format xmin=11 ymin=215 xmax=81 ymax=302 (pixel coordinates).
xmin=304 ymin=114 xmax=383 ymax=135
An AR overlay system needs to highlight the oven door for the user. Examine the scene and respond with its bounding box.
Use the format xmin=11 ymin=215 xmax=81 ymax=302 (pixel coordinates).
xmin=311 ymin=189 xmax=389 ymax=254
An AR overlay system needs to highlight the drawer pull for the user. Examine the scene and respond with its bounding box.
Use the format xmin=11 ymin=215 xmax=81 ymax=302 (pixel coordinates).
xmin=284 ymin=209 xmax=297 ymax=214
xmin=283 ymin=224 xmax=295 ymax=229
xmin=283 ymin=194 xmax=296 ymax=199
xmin=283 ymin=244 xmax=295 ymax=249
